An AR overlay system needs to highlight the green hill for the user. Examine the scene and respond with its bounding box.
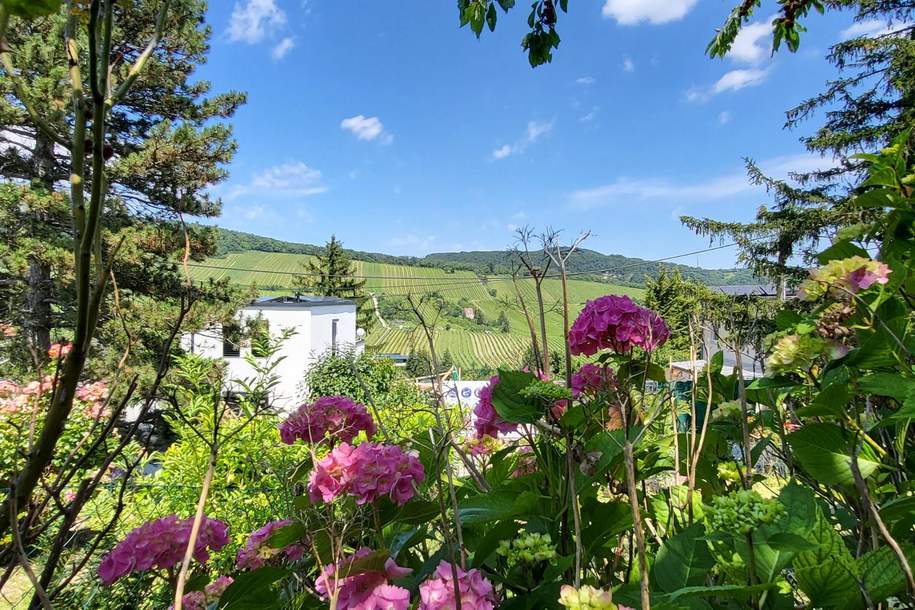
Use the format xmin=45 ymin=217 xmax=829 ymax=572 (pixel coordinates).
xmin=213 ymin=227 xmax=756 ymax=288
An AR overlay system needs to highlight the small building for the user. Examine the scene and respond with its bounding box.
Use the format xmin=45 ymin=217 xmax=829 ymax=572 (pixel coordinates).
xmin=462 ymin=307 xmax=475 ymax=320
xmin=181 ymin=295 xmax=363 ymax=411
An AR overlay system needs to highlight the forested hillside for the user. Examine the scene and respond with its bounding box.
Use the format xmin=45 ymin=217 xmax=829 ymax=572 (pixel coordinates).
xmin=214 ymin=227 xmax=756 ymax=287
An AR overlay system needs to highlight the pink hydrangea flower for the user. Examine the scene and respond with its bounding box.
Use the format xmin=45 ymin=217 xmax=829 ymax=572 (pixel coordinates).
xmin=512 ymin=445 xmax=537 ymax=478
xmin=236 ymin=520 xmax=306 ymax=570
xmin=47 ymin=342 xmax=72 ymax=359
xmin=847 ymin=262 xmax=891 ymax=292
xmin=280 ymin=395 xmax=376 ymax=445
xmin=569 ymin=295 xmax=669 ymax=356
xmin=308 ymin=442 xmax=425 ymax=506
xmin=98 ymin=515 xmax=229 ymax=586
xmin=170 ymin=576 xmax=234 ymax=610
xmin=418 ymin=561 xmax=498 ymax=610
xmin=571 ymin=364 xmax=617 ymax=398
xmin=473 ymin=376 xmax=518 ymax=439
xmin=316 ymin=548 xmax=412 ymax=610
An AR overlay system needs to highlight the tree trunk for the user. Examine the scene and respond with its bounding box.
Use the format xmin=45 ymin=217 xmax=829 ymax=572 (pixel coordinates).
xmin=25 ymin=131 xmax=57 ymax=354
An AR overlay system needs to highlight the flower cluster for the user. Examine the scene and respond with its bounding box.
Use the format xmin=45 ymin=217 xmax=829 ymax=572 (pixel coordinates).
xmin=800 ymin=256 xmax=891 ymax=301
xmin=0 ymin=322 xmax=16 ymax=338
xmin=75 ymin=381 xmax=110 ymax=419
xmin=280 ymin=395 xmax=376 ymax=445
xmin=767 ymin=334 xmax=847 ymax=373
xmin=172 ymin=576 xmax=234 ymax=610
xmin=512 ymin=445 xmax=537 ymax=478
xmin=473 ymin=376 xmax=517 ymax=439
xmin=706 ymin=490 xmax=785 ymax=536
xmin=571 ymin=364 xmax=617 ymax=398
xmin=315 ymin=548 xmax=412 ymax=610
xmin=309 ymin=442 xmax=425 ymax=506
xmin=464 ymin=433 xmax=501 ymax=456
xmin=1 ymin=375 xmax=109 ymax=419
xmin=559 ymin=585 xmax=629 ymax=609
xmin=496 ymin=532 xmax=556 ymax=566
xmin=98 ymin=515 xmax=229 ymax=586
xmin=48 ymin=342 xmax=72 ymax=360
xmin=418 ymin=561 xmax=498 ymax=610
xmin=569 ymin=295 xmax=669 ymax=356
xmin=235 ymin=519 xmax=306 ymax=570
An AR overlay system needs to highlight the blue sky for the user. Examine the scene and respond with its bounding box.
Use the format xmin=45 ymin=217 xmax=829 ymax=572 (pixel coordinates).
xmin=200 ymin=0 xmax=877 ymax=268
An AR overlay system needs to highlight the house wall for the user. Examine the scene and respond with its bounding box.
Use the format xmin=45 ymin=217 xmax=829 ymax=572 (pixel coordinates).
xmin=181 ymin=303 xmax=361 ymax=412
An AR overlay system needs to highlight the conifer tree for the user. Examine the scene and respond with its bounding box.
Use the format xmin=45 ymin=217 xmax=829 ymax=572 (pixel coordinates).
xmin=295 ymin=235 xmax=374 ymax=332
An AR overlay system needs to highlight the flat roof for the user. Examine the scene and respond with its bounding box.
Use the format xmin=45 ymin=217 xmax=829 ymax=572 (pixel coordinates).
xmin=246 ymin=295 xmax=355 ymax=309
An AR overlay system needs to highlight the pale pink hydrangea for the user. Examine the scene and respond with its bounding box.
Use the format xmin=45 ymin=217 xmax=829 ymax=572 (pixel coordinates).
xmin=235 ymin=519 xmax=306 ymax=570
xmin=800 ymin=256 xmax=892 ymax=300
xmin=280 ymin=395 xmax=376 ymax=445
xmin=571 ymin=364 xmax=617 ymax=398
xmin=512 ymin=445 xmax=537 ymax=478
xmin=171 ymin=576 xmax=234 ymax=610
xmin=98 ymin=515 xmax=229 ymax=586
xmin=568 ymin=295 xmax=669 ymax=356
xmin=418 ymin=561 xmax=498 ymax=610
xmin=76 ymin=381 xmax=111 ymax=419
xmin=473 ymin=376 xmax=518 ymax=439
xmin=308 ymin=442 xmax=425 ymax=506
xmin=315 ymin=547 xmax=412 ymax=610
xmin=0 ymin=322 xmax=17 ymax=338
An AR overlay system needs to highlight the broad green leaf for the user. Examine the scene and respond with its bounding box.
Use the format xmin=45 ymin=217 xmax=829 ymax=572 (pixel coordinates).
xmin=765 ymin=532 xmax=819 ymax=552
xmin=796 ymin=382 xmax=847 ymax=418
xmin=392 ymin=500 xmax=441 ymax=525
xmin=817 ymin=240 xmax=870 ymax=264
xmin=2 ymin=0 xmax=61 ymax=18
xmin=653 ymin=523 xmax=713 ymax=593
xmin=853 ymin=187 xmax=900 ymax=209
xmin=219 ymin=567 xmax=288 ymax=609
xmin=458 ymin=490 xmax=537 ymax=524
xmin=339 ymin=549 xmax=389 ymax=578
xmin=667 ymin=583 xmax=775 ymax=601
xmin=859 ymin=373 xmax=915 ymax=403
xmin=492 ymin=369 xmax=541 ymax=423
xmin=786 ymin=423 xmax=880 ymax=486
xmin=470 ymin=520 xmax=521 ymax=568
xmin=858 ymin=544 xmax=915 ymax=603
xmin=792 ymin=509 xmax=859 ymax=608
xmin=581 ymin=500 xmax=631 ymax=552
xmin=777 ymin=480 xmax=818 ymax=536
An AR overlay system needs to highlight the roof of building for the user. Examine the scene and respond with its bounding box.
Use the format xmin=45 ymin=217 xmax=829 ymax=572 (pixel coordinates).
xmin=712 ymin=284 xmax=796 ymax=298
xmin=247 ymin=295 xmax=355 ymax=309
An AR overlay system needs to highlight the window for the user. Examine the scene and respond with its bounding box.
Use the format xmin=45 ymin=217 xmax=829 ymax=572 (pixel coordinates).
xmin=331 ymin=318 xmax=339 ymax=354
xmin=222 ymin=322 xmax=241 ymax=357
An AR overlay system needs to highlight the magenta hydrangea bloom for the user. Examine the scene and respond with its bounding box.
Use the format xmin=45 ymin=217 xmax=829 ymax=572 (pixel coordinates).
xmin=98 ymin=515 xmax=229 ymax=586
xmin=418 ymin=561 xmax=498 ymax=610
xmin=847 ymin=262 xmax=891 ymax=292
xmin=571 ymin=363 xmax=617 ymax=398
xmin=568 ymin=295 xmax=669 ymax=356
xmin=315 ymin=547 xmax=412 ymax=610
xmin=280 ymin=395 xmax=376 ymax=445
xmin=473 ymin=376 xmax=518 ymax=439
xmin=236 ymin=520 xmax=306 ymax=571
xmin=308 ymin=442 xmax=425 ymax=506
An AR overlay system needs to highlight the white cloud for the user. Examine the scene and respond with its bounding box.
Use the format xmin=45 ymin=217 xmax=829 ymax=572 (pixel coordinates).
xmin=728 ymin=20 xmax=771 ymax=64
xmin=340 ymin=115 xmax=393 ymax=144
xmin=388 ymin=233 xmax=437 ymax=253
xmin=228 ymin=0 xmax=286 ymax=44
xmin=602 ymin=0 xmax=697 ymax=25
xmin=840 ymin=19 xmax=911 ymax=40
xmin=271 ymin=37 xmax=295 ymax=59
xmin=580 ymin=106 xmax=599 ymax=122
xmin=567 ymin=153 xmax=837 ymax=210
xmin=687 ymin=68 xmax=770 ymax=102
xmin=492 ymin=120 xmax=553 ymax=160
xmin=622 ymin=56 xmax=635 ymax=72
xmin=576 ymin=76 xmax=596 ymax=85
xmin=226 ymin=161 xmax=328 ymax=201
xmin=718 ymin=111 xmax=732 ymax=125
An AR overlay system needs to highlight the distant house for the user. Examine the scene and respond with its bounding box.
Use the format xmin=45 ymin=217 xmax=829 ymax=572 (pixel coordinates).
xmin=462 ymin=307 xmax=475 ymax=320
xmin=712 ymin=284 xmax=797 ymax=299
xmin=181 ymin=295 xmax=363 ymax=411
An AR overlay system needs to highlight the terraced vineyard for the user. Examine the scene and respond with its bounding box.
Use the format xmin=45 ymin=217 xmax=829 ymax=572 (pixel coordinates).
xmin=189 ymin=251 xmax=644 ymax=369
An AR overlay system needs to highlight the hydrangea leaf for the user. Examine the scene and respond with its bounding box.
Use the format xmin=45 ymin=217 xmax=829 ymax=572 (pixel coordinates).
xmin=653 ymin=523 xmax=714 ymax=593
xmin=786 ymin=423 xmax=879 ymax=486
xmin=491 ymin=369 xmax=541 ymax=423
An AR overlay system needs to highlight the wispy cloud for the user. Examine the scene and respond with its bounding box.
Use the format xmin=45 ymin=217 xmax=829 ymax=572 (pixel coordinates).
xmin=491 ymin=120 xmax=554 ymax=160
xmin=622 ymin=56 xmax=635 ymax=72
xmin=601 ymin=0 xmax=697 ymax=25
xmin=580 ymin=106 xmax=599 ymax=123
xmin=840 ymin=19 xmax=911 ymax=40
xmin=272 ymin=37 xmax=295 ymax=60
xmin=576 ymin=76 xmax=596 ymax=85
xmin=686 ymin=68 xmax=770 ymax=102
xmin=718 ymin=111 xmax=733 ymax=125
xmin=340 ymin=115 xmax=393 ymax=144
xmin=728 ymin=20 xmax=771 ymax=64
xmin=226 ymin=161 xmax=329 ymax=200
xmin=227 ymin=0 xmax=286 ymax=44
xmin=567 ymin=153 xmax=836 ymax=210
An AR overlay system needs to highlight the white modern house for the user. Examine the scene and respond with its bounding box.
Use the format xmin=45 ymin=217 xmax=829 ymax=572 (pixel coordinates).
xmin=181 ymin=295 xmax=364 ymax=411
